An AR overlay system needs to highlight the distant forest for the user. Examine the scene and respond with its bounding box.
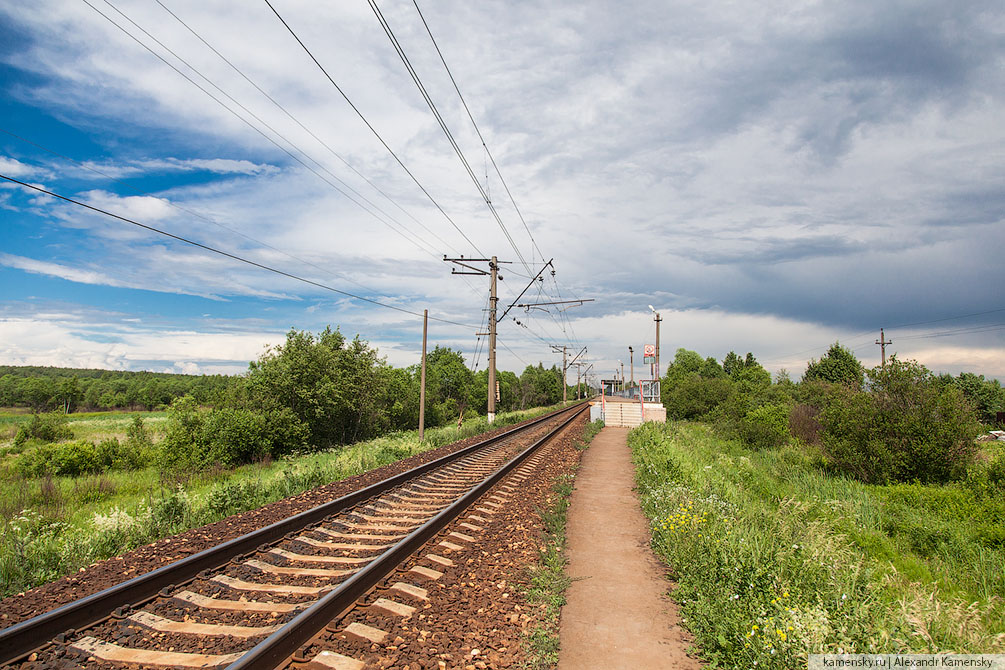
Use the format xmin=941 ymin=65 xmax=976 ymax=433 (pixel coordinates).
xmin=0 ymin=330 xmax=579 ymax=425
xmin=0 ymin=365 xmax=233 ymax=412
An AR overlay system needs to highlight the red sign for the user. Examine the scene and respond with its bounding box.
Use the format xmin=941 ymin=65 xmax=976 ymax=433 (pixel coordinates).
xmin=644 ymin=344 xmax=655 ymax=357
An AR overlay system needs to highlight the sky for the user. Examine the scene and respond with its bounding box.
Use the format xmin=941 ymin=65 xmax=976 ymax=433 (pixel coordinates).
xmin=1 ymin=0 xmax=1004 ymax=384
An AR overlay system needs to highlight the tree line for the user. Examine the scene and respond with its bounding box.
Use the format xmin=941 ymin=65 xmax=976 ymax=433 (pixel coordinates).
xmin=0 ymin=366 xmax=232 ymax=412
xmin=6 ymin=328 xmax=580 ymax=469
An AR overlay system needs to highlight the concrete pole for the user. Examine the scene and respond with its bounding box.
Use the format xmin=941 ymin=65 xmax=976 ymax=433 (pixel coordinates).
xmin=562 ymin=346 xmax=568 ymax=403
xmin=419 ymin=309 xmax=428 ymax=440
xmin=488 ymin=256 xmax=498 ymax=423
xmin=655 ymin=312 xmax=662 ymax=379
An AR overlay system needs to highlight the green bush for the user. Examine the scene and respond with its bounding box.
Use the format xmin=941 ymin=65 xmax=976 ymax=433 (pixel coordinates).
xmin=50 ymin=440 xmax=104 ymax=476
xmin=202 ymin=408 xmax=271 ymax=466
xmin=15 ymin=439 xmax=110 ymax=477
xmin=13 ymin=412 xmax=72 ymax=447
xmin=739 ymin=403 xmax=790 ymax=449
xmin=159 ymin=396 xmax=309 ymax=469
xmin=665 ymin=374 xmax=734 ymax=420
xmin=819 ymin=358 xmax=982 ymax=484
xmin=13 ymin=443 xmax=58 ymax=477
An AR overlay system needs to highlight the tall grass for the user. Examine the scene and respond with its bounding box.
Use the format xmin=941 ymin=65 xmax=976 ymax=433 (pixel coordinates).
xmin=0 ymin=405 xmax=559 ymax=598
xmin=629 ymin=421 xmax=1005 ymax=668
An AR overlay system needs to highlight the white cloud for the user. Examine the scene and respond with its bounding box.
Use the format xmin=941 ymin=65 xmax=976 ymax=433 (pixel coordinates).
xmin=74 ymin=157 xmax=279 ymax=180
xmin=78 ymin=190 xmax=174 ymax=222
xmin=0 ymin=252 xmax=133 ymax=288
xmin=0 ymin=156 xmax=48 ymax=179
xmin=0 ymin=316 xmax=284 ymax=375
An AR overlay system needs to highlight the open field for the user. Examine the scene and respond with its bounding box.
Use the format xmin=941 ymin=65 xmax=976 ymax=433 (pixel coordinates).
xmin=629 ymin=421 xmax=1005 ymax=668
xmin=0 ymin=406 xmax=557 ymax=598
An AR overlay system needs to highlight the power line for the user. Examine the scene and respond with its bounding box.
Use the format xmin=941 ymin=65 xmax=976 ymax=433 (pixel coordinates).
xmin=83 ymin=0 xmax=441 ymax=260
xmin=149 ymin=0 xmax=458 ymax=257
xmin=366 ymin=0 xmax=531 ymax=275
xmin=262 ymin=0 xmax=485 ymax=258
xmin=1 ymin=174 xmax=478 ymax=329
xmin=764 ymin=306 xmax=1005 ymax=364
xmin=411 ymin=0 xmax=544 ymax=267
xmin=0 ymin=127 xmax=389 ymax=299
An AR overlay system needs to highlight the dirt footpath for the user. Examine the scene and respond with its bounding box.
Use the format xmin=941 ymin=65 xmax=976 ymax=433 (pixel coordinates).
xmin=558 ymin=426 xmax=700 ymax=669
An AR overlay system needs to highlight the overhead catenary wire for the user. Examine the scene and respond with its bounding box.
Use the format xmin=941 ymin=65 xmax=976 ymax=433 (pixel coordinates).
xmin=262 ymin=0 xmax=486 ymax=258
xmin=1 ymin=174 xmax=478 ymax=330
xmin=365 ymin=0 xmax=532 ymax=276
xmin=411 ymin=0 xmax=544 ymax=268
xmin=79 ymin=0 xmax=489 ymax=306
xmin=149 ymin=0 xmax=459 ymax=258
xmin=82 ymin=0 xmax=442 ymax=261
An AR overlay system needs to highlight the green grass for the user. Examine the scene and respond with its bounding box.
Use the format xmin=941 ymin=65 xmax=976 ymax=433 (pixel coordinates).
xmin=628 ymin=421 xmax=1005 ymax=669
xmin=521 ymin=419 xmax=603 ymax=669
xmin=0 ymin=405 xmax=561 ymax=598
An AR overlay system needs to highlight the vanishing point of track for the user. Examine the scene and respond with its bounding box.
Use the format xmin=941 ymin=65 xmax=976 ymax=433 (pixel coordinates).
xmin=1 ymin=402 xmax=589 ymax=670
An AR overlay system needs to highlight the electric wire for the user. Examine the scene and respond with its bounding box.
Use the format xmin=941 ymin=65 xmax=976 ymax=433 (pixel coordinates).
xmin=366 ymin=0 xmax=532 ymax=276
xmin=83 ymin=0 xmax=490 ymax=305
xmin=149 ymin=0 xmax=458 ymax=257
xmin=411 ymin=0 xmax=544 ymax=267
xmin=763 ymin=306 xmax=1005 ymax=364
xmin=262 ymin=0 xmax=485 ymax=258
xmin=1 ymin=174 xmax=478 ymax=329
xmin=0 ymin=127 xmax=396 ymax=299
xmin=82 ymin=0 xmax=440 ymax=260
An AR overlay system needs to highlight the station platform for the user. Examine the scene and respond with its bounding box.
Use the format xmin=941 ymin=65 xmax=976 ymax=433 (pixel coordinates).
xmin=589 ymin=396 xmax=666 ymax=427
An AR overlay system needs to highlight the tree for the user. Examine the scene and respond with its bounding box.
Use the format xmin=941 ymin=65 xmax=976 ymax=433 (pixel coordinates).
xmin=242 ymin=327 xmax=386 ymax=447
xmin=664 ymin=349 xmax=705 ymax=384
xmin=424 ymin=346 xmax=474 ymax=425
xmin=938 ymin=372 xmax=1005 ymax=425
xmin=803 ymin=342 xmax=864 ymax=388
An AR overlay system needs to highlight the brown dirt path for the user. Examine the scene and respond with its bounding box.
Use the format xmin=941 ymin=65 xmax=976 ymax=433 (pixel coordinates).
xmin=558 ymin=426 xmax=701 ymax=669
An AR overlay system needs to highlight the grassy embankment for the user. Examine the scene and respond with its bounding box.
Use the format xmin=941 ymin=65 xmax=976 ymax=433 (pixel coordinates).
xmin=522 ymin=419 xmax=604 ymax=669
xmin=0 ymin=406 xmax=560 ymax=599
xmin=629 ymin=421 xmax=1005 ymax=668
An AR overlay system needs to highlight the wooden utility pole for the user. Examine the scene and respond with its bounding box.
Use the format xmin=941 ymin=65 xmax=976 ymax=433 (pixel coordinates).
xmin=444 ymin=256 xmax=508 ymax=423
xmin=419 ymin=309 xmax=428 ymax=440
xmin=876 ymin=328 xmax=892 ymax=369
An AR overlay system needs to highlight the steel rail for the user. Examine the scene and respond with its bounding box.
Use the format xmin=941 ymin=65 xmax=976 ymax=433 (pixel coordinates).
xmin=228 ymin=401 xmax=590 ymax=670
xmin=0 ymin=402 xmax=585 ymax=666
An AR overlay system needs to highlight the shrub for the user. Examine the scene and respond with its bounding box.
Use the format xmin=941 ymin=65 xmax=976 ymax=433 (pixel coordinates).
xmin=13 ymin=412 xmax=72 ymax=447
xmin=160 ymin=397 xmax=310 ymax=470
xmin=789 ymin=404 xmax=822 ymax=445
xmin=803 ymin=342 xmax=864 ymax=388
xmin=819 ymin=358 xmax=982 ymax=484
xmin=16 ymin=439 xmax=109 ymax=477
xmin=50 ymin=440 xmax=104 ymax=476
xmin=14 ymin=443 xmax=58 ymax=477
xmin=739 ymin=403 xmax=790 ymax=449
xmin=665 ymin=374 xmax=734 ymax=420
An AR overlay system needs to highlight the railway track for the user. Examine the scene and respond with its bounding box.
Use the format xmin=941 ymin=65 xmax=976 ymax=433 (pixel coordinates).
xmin=2 ymin=402 xmax=588 ymax=669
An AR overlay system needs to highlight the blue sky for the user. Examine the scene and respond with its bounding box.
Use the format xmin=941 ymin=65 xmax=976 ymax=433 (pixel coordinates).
xmin=2 ymin=0 xmax=1004 ymax=382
